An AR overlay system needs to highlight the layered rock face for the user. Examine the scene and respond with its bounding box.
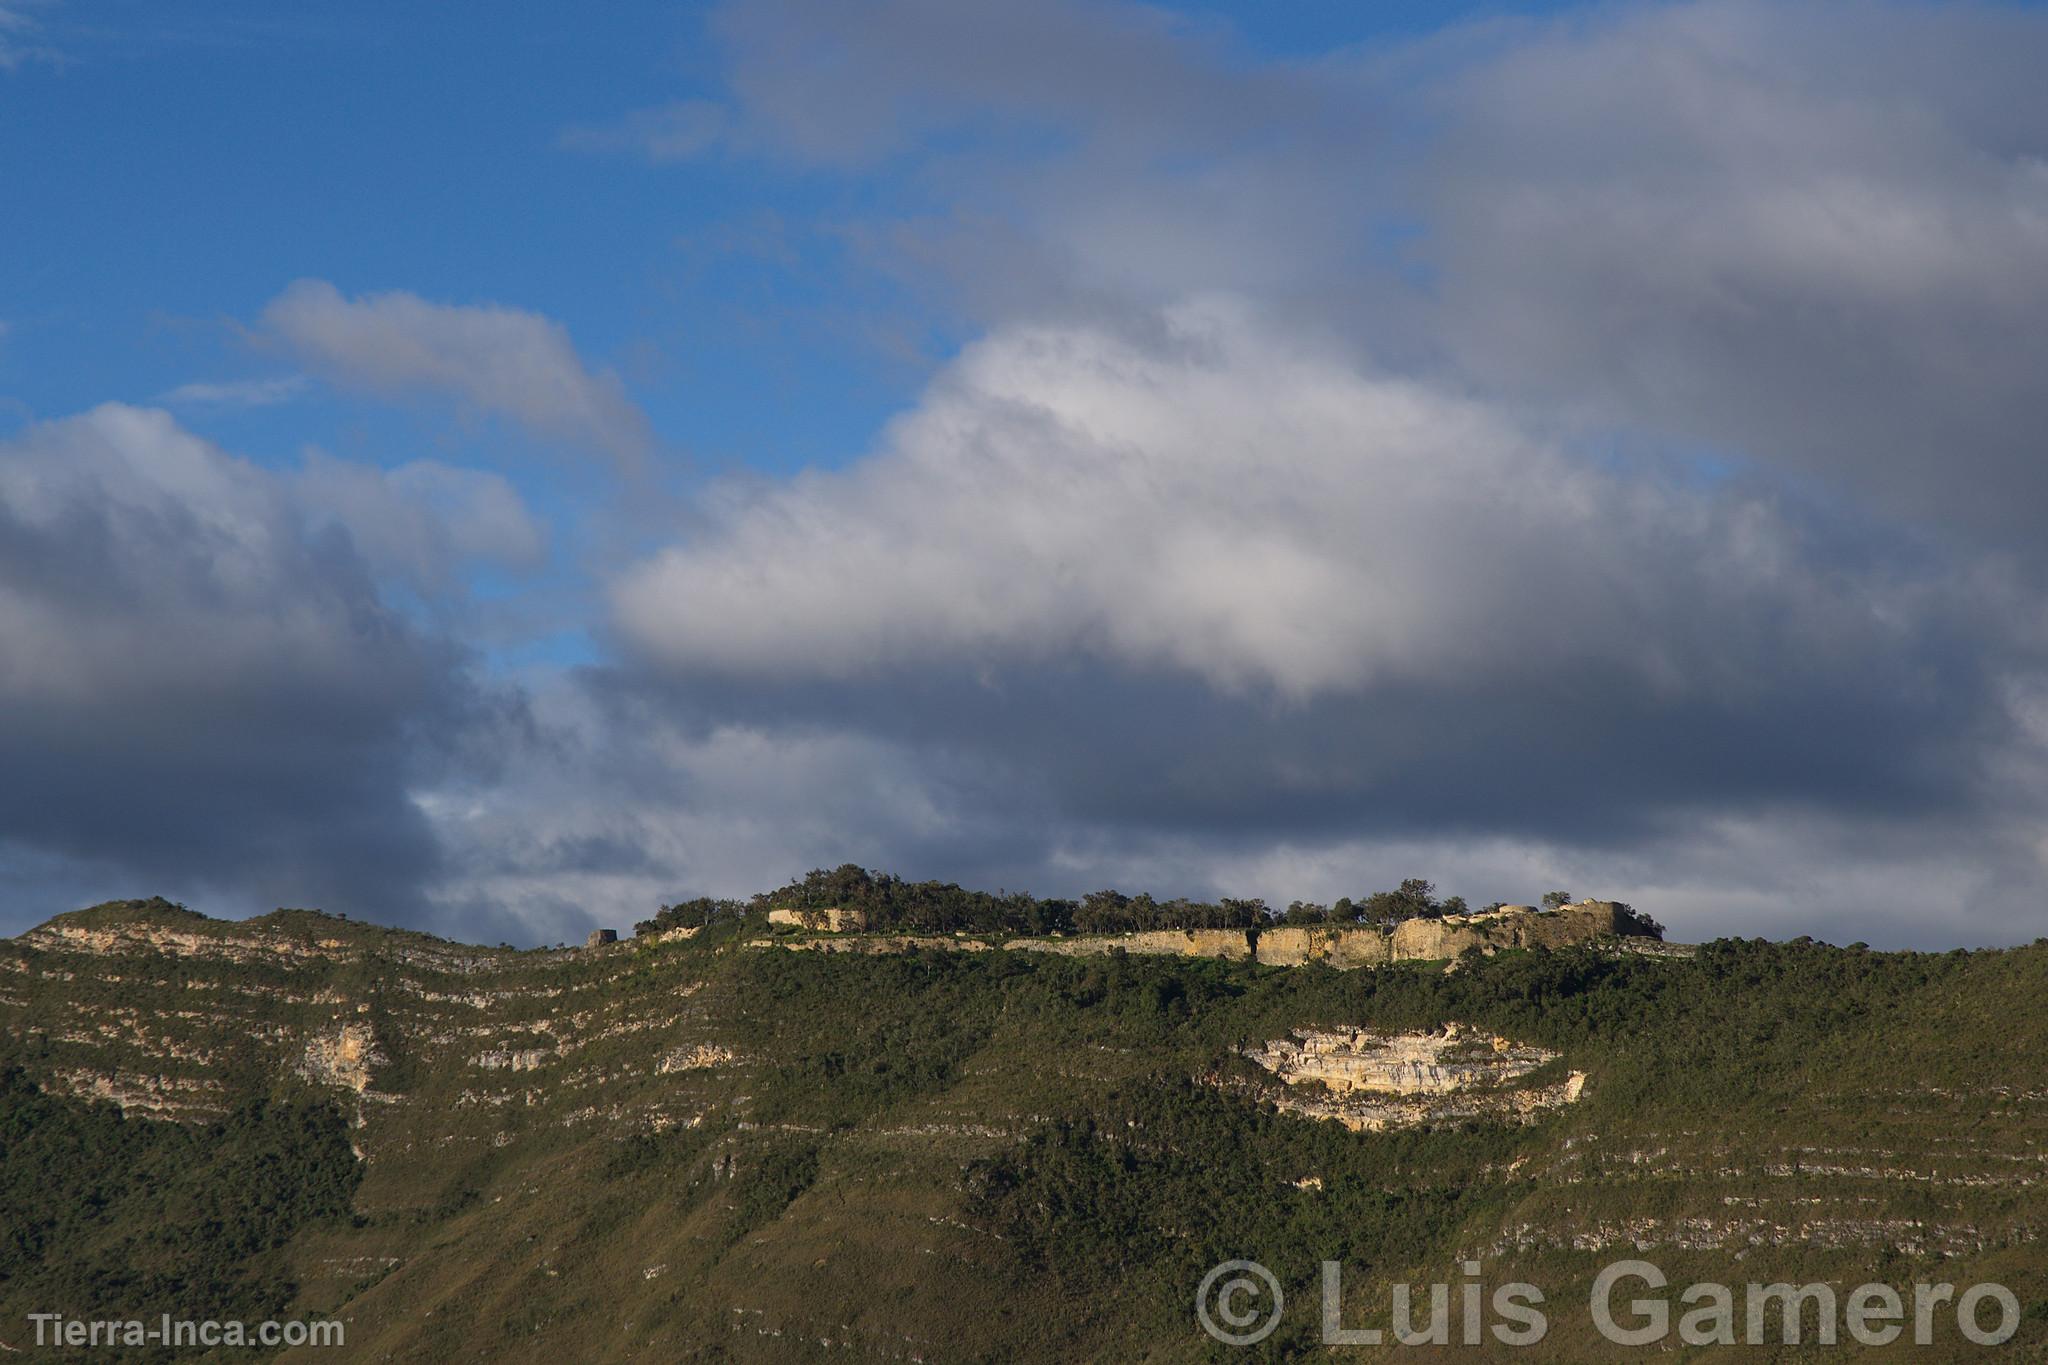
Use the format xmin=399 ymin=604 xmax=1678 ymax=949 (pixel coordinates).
xmin=1243 ymin=1024 xmax=1587 ymax=1131
xmin=1252 ymin=927 xmax=1392 ymax=967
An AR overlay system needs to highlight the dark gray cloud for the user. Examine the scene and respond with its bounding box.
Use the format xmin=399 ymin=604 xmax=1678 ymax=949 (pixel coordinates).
xmin=406 ymin=669 xmax=1030 ymax=940
xmin=0 ymin=404 xmax=517 ymax=931
xmin=1410 ymin=0 xmax=2048 ymax=543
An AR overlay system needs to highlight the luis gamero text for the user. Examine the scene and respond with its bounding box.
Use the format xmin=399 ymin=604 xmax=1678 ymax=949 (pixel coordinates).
xmin=1196 ymin=1257 xmax=2020 ymax=1349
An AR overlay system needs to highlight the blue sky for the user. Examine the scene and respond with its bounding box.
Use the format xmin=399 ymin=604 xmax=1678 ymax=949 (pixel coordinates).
xmin=2 ymin=0 xmax=1569 ymax=465
xmin=6 ymin=5 xmax=905 ymax=464
xmin=7 ymin=0 xmax=2048 ymax=948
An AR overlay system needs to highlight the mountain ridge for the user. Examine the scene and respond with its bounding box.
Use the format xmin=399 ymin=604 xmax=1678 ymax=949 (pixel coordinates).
xmin=3 ymin=897 xmax=2044 ymax=1359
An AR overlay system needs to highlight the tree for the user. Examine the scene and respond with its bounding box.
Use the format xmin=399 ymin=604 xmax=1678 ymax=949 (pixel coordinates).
xmin=634 ymin=896 xmax=743 ymax=936
xmin=1353 ymin=877 xmax=1441 ymax=927
xmin=1615 ymin=902 xmax=1666 ymax=939
xmin=1540 ymin=890 xmax=1573 ymax=910
xmin=1284 ymin=900 xmax=1329 ymax=926
xmin=1219 ymin=897 xmax=1270 ymax=928
xmin=1398 ymin=878 xmax=1437 ymax=908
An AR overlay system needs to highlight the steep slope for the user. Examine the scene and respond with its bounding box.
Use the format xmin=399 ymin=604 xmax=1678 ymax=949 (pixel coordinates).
xmin=3 ymin=901 xmax=2045 ymax=1360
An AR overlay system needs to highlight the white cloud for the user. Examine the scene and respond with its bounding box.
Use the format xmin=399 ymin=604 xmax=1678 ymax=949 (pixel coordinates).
xmin=612 ymin=299 xmax=1960 ymax=701
xmin=261 ymin=279 xmax=651 ymax=465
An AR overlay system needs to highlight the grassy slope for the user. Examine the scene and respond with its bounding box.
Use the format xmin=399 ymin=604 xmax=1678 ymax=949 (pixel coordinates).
xmin=2 ymin=905 xmax=2045 ymax=1361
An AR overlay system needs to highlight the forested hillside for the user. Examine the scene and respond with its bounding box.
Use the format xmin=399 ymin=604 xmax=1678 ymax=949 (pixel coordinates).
xmin=2 ymin=899 xmax=2043 ymax=1360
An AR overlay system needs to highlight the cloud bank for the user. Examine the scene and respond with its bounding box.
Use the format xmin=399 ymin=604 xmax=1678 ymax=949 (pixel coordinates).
xmin=572 ymin=0 xmax=2048 ymax=945
xmin=592 ymin=300 xmax=2048 ymax=941
xmin=0 ymin=405 xmax=530 ymax=923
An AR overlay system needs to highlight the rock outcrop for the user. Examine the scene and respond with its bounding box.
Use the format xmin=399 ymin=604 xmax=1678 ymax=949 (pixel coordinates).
xmin=299 ymin=1022 xmax=385 ymax=1095
xmin=767 ymin=906 xmax=869 ymax=933
xmin=1243 ymin=1024 xmax=1587 ymax=1131
xmin=1390 ymin=900 xmax=1637 ymax=959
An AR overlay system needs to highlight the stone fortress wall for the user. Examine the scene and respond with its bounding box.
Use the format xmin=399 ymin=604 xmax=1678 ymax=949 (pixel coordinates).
xmin=751 ymin=900 xmax=1665 ymax=967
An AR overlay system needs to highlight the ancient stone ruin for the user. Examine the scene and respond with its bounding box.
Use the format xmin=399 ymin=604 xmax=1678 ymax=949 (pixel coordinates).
xmin=750 ymin=900 xmax=1668 ymax=968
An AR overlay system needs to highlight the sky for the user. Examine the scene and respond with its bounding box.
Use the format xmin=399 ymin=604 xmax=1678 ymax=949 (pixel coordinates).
xmin=5 ymin=0 xmax=2048 ymax=949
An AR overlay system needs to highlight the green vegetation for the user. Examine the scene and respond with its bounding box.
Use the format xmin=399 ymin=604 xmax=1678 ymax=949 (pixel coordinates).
xmin=0 ymin=900 xmax=2042 ymax=1360
xmin=635 ymin=864 xmax=1658 ymax=939
xmin=0 ymin=1069 xmax=360 ymax=1363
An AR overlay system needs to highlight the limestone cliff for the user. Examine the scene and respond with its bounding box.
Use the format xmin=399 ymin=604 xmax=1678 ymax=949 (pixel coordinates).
xmin=1252 ymin=926 xmax=1392 ymax=967
xmin=1243 ymin=1023 xmax=1587 ymax=1131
